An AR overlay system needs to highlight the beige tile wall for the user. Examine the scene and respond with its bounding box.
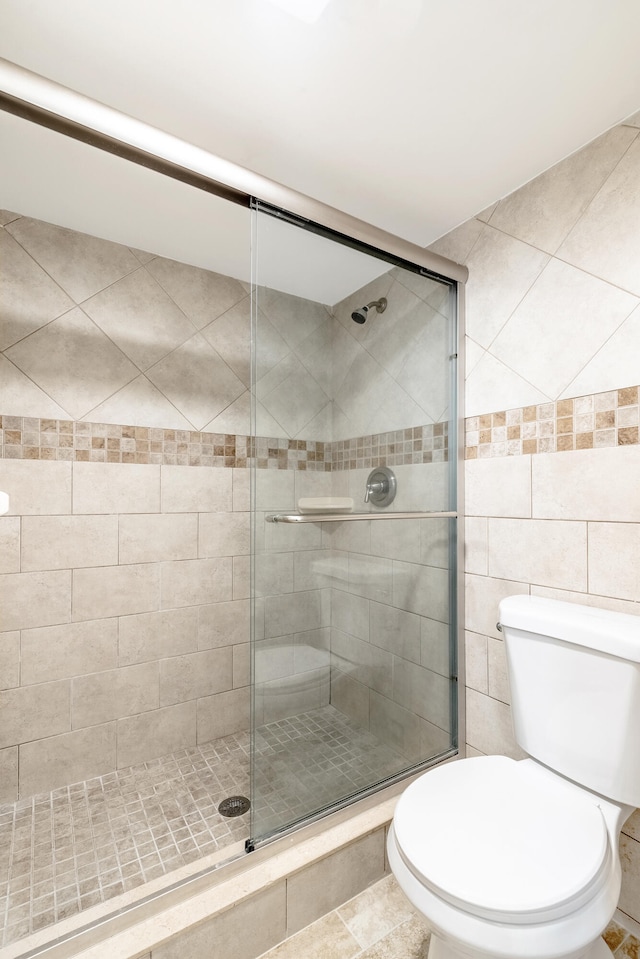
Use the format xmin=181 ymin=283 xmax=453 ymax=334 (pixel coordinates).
xmin=0 ymin=460 xmax=250 ymax=802
xmin=2 ymin=209 xmax=456 ymax=800
xmin=428 ymin=114 xmax=640 ymax=924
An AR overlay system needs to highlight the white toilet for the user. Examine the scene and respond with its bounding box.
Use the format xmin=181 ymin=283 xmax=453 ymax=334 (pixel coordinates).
xmin=387 ymin=595 xmax=640 ymax=959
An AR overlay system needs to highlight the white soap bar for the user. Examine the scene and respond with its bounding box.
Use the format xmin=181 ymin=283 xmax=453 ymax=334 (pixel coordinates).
xmin=297 ymin=497 xmax=354 ymax=514
xmin=0 ymin=491 xmax=9 ymax=515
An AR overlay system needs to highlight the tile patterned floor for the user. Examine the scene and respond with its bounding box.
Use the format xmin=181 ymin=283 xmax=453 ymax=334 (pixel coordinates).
xmin=256 ymin=875 xmax=640 ymax=959
xmin=0 ymin=732 xmax=250 ymax=947
xmin=252 ymin=707 xmax=410 ymax=840
xmin=0 ymin=706 xmax=409 ymax=949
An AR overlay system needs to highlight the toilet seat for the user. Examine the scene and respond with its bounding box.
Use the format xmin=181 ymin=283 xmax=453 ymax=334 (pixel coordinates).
xmin=393 ymin=756 xmax=611 ymax=924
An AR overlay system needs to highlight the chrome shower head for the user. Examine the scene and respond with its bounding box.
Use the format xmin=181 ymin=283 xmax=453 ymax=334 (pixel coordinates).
xmin=351 ymin=297 xmax=387 ymax=324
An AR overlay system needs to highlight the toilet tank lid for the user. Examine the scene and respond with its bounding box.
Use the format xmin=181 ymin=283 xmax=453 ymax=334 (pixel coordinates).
xmin=499 ymin=595 xmax=640 ymax=662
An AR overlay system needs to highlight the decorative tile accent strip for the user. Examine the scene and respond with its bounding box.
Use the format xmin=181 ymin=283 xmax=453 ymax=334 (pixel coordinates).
xmin=0 ymin=417 xmax=444 ymax=470
xmin=0 ymin=417 xmax=239 ymax=466
xmin=465 ymin=386 xmax=639 ymax=459
xmin=250 ymin=435 xmax=330 ymax=471
xmin=331 ymin=423 xmax=449 ymax=470
xmin=0 ymin=418 xmax=333 ymax=470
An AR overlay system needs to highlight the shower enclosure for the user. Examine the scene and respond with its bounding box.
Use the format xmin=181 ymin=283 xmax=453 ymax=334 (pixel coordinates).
xmin=0 ymin=57 xmax=464 ymax=953
xmin=249 ymin=201 xmax=460 ymax=846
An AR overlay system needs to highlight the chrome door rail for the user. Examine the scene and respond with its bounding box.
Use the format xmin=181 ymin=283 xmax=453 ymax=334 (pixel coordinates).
xmin=266 ymin=510 xmax=457 ymax=523
xmin=0 ymin=57 xmax=468 ymax=284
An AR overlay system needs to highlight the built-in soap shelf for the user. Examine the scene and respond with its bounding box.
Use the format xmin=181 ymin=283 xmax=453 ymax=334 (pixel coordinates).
xmin=297 ymin=497 xmax=354 ymax=514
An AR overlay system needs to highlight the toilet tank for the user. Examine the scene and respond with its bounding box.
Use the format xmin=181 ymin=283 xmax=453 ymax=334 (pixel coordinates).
xmin=498 ymin=595 xmax=640 ymax=808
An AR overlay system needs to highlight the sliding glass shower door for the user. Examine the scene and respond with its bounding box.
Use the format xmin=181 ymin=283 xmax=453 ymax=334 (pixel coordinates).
xmin=249 ymin=201 xmax=459 ymax=846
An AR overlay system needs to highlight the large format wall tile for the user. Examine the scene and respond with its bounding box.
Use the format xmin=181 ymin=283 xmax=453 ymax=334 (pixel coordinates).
xmin=159 ymin=647 xmax=233 ymax=706
xmin=72 ymin=662 xmax=160 ymax=728
xmin=487 ymin=125 xmax=638 ymax=254
xmin=19 ymin=723 xmax=117 ymax=797
xmin=116 ymin=701 xmax=197 ymax=767
xmin=0 ymin=460 xmax=72 ymax=514
xmin=559 ymin=303 xmax=640 ymax=399
xmin=161 ymin=463 xmax=232 ymax=513
xmin=0 ymin=631 xmax=19 ymax=689
xmin=73 ymin=461 xmax=160 ymax=514
xmin=146 ymin=256 xmax=247 ymax=329
xmin=160 ymin=557 xmax=232 ymax=608
xmin=588 ymin=523 xmax=640 ymax=601
xmin=21 ymin=619 xmax=118 ymax=684
xmin=21 ymin=514 xmax=118 ymax=570
xmin=0 ymin=747 xmax=18 ymax=803
xmin=490 ymin=260 xmax=638 ymax=400
xmin=464 ymin=226 xmax=549 ymax=350
xmin=146 ymin=333 xmax=245 ymax=431
xmin=72 ymin=564 xmax=160 ymax=621
xmin=119 ymin=607 xmax=199 ymax=665
xmin=0 ymin=517 xmax=19 ymax=574
xmin=86 ymin=374 xmax=193 ymax=429
xmin=0 ymin=680 xmax=70 ymax=749
xmin=0 ymin=354 xmax=70 ymax=419
xmin=487 ymin=518 xmax=588 ymax=592
xmin=6 ymin=307 xmax=138 ymax=420
xmin=82 ymin=268 xmax=197 ymax=371
xmin=0 ymin=228 xmax=73 ymax=351
xmin=558 ymin=131 xmax=640 ymax=296
xmin=0 ymin=569 xmax=71 ymax=630
xmin=5 ymin=216 xmax=139 ymax=303
xmin=119 ymin=512 xmax=198 ymax=564
xmin=532 ymin=445 xmax=640 ymax=522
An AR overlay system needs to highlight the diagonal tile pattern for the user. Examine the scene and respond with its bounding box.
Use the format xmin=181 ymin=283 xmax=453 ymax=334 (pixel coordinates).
xmin=5 ymin=216 xmax=140 ymax=304
xmin=5 ymin=307 xmax=138 ymax=421
xmin=2 ymin=210 xmax=456 ymax=441
xmin=438 ymin=120 xmax=640 ymax=419
xmin=0 ymin=229 xmax=74 ymax=352
xmin=82 ymin=267 xmax=198 ymax=371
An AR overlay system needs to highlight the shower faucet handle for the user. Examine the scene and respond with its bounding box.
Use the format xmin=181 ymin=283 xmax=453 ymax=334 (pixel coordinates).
xmin=364 ymin=480 xmax=385 ymax=503
xmin=364 ymin=467 xmax=397 ymax=508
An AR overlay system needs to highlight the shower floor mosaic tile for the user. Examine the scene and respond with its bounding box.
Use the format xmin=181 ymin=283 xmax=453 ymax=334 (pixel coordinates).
xmin=0 ymin=706 xmax=409 ymax=948
xmin=0 ymin=732 xmax=250 ymax=947
xmin=253 ymin=708 xmax=411 ymax=839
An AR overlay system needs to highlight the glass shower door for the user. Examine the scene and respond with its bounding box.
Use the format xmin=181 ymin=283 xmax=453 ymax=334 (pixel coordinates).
xmin=249 ymin=200 xmax=459 ymax=847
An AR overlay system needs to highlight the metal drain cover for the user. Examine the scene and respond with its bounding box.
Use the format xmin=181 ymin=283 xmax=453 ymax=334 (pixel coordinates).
xmin=218 ymin=795 xmax=251 ymax=818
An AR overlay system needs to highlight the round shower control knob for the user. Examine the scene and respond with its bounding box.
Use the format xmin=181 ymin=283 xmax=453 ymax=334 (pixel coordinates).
xmin=364 ymin=466 xmax=397 ymax=507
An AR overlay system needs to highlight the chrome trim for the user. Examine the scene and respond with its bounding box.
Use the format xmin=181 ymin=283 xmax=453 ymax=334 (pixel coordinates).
xmin=455 ymin=280 xmax=466 ymax=759
xmin=266 ymin=510 xmax=457 ymax=523
xmin=0 ymin=57 xmax=469 ymax=284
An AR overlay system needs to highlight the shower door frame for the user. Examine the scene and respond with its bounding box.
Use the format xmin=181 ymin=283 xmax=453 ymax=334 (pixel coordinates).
xmin=0 ymin=50 xmax=467 ymax=852
xmin=248 ymin=198 xmax=466 ymax=847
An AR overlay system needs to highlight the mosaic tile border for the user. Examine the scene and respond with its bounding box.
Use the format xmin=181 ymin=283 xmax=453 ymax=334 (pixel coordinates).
xmin=465 ymin=386 xmax=639 ymax=460
xmin=331 ymin=423 xmax=449 ymax=470
xmin=0 ymin=418 xmax=446 ymax=470
xmin=4 ymin=386 xmax=638 ymax=470
xmin=0 ymin=419 xmax=331 ymax=471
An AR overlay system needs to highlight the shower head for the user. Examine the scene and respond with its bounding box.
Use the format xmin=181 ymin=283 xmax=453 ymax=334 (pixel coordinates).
xmin=351 ymin=297 xmax=387 ymax=324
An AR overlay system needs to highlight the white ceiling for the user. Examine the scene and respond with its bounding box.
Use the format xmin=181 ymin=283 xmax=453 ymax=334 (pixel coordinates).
xmin=1 ymin=0 xmax=639 ymax=302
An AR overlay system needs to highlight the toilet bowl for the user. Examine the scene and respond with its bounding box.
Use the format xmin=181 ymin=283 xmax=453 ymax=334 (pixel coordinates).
xmin=388 ymin=755 xmax=628 ymax=959
xmin=387 ymin=596 xmax=640 ymax=959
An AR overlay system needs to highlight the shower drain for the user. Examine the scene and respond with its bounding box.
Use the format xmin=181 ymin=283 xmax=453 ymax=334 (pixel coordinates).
xmin=218 ymin=795 xmax=251 ymax=818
